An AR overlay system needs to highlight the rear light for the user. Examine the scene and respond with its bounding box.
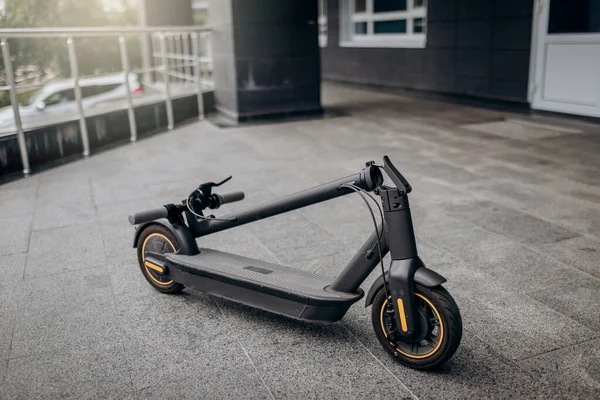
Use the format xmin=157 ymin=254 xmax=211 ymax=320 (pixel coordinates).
xmin=132 ymin=86 xmax=143 ymax=94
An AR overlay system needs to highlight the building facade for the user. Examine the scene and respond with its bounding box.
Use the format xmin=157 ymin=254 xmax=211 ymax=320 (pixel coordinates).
xmin=320 ymin=0 xmax=600 ymax=118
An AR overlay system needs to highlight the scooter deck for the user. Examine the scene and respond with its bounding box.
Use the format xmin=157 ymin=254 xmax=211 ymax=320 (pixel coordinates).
xmin=165 ymin=249 xmax=364 ymax=322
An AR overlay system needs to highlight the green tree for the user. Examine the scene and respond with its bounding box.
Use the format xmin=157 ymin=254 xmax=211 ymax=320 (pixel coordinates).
xmin=0 ymin=0 xmax=140 ymax=107
xmin=0 ymin=0 xmax=140 ymax=82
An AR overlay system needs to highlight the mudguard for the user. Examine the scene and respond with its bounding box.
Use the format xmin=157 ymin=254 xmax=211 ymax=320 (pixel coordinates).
xmin=132 ymin=219 xmax=199 ymax=256
xmin=364 ymin=259 xmax=447 ymax=307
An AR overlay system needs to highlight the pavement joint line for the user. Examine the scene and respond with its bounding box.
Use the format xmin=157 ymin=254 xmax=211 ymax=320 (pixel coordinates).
xmin=422 ymin=206 xmax=600 ymax=283
xmin=247 ymin=229 xmax=416 ymax=396
xmin=464 ymin=181 xmax=600 ymax=243
xmin=210 ymin=296 xmax=276 ymax=400
xmin=463 ymin=327 xmax=539 ymax=378
xmin=515 ymin=335 xmax=600 ymax=363
xmin=342 ymin=326 xmax=419 ymax=400
xmin=94 ymin=197 xmax=137 ymax=395
xmin=8 ymin=179 xmax=40 ymax=361
xmin=20 ymin=264 xmax=103 ymax=282
xmin=418 ymin=235 xmax=598 ymax=361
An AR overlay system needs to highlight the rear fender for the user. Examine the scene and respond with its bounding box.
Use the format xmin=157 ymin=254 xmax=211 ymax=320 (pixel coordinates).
xmin=133 ymin=220 xmax=199 ymax=256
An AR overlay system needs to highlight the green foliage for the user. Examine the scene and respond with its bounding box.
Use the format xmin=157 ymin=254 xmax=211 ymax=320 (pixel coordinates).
xmin=0 ymin=0 xmax=141 ymax=86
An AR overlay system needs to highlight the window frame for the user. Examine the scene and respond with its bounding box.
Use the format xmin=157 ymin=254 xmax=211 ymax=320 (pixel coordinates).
xmin=340 ymin=0 xmax=427 ymax=48
xmin=319 ymin=0 xmax=328 ymax=48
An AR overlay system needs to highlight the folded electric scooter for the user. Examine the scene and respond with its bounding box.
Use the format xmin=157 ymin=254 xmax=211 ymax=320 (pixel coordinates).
xmin=129 ymin=156 xmax=462 ymax=369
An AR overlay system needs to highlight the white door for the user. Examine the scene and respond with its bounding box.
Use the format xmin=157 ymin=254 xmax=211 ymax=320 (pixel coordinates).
xmin=531 ymin=0 xmax=600 ymax=118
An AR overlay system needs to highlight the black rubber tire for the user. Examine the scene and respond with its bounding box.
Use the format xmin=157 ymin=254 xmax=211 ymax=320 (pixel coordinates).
xmin=136 ymin=225 xmax=185 ymax=294
xmin=371 ymin=283 xmax=462 ymax=370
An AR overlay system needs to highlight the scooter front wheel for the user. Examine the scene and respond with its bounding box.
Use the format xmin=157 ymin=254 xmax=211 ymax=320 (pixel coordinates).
xmin=136 ymin=225 xmax=185 ymax=294
xmin=371 ymin=283 xmax=462 ymax=370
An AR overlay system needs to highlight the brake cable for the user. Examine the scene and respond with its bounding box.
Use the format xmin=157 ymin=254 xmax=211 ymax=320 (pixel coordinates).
xmin=339 ymin=183 xmax=391 ymax=301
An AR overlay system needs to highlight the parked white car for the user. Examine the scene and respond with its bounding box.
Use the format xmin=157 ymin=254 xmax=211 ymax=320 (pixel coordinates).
xmin=0 ymin=72 xmax=142 ymax=133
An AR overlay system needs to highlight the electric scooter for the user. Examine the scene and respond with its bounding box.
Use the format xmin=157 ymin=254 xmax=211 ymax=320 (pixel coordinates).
xmin=129 ymin=156 xmax=462 ymax=369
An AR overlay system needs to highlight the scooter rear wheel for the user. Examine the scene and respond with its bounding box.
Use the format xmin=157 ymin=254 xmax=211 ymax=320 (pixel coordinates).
xmin=371 ymin=283 xmax=462 ymax=370
xmin=136 ymin=225 xmax=185 ymax=294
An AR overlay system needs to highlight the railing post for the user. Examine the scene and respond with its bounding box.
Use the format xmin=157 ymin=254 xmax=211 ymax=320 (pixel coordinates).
xmin=191 ymin=32 xmax=204 ymax=120
xmin=66 ymin=36 xmax=90 ymax=157
xmin=159 ymin=34 xmax=174 ymax=130
xmin=182 ymin=33 xmax=191 ymax=83
xmin=118 ymin=35 xmax=137 ymax=142
xmin=178 ymin=34 xmax=186 ymax=83
xmin=1 ymin=38 xmax=30 ymax=176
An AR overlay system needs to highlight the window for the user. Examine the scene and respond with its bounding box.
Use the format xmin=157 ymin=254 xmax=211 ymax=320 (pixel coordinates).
xmin=81 ymin=84 xmax=121 ymax=98
xmin=43 ymin=89 xmax=75 ymax=106
xmin=548 ymin=0 xmax=600 ymax=34
xmin=340 ymin=0 xmax=427 ymax=48
xmin=319 ymin=0 xmax=328 ymax=47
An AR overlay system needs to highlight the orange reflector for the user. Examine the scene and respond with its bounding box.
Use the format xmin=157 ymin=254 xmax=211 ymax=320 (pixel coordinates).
xmin=397 ymin=298 xmax=408 ymax=332
xmin=144 ymin=261 xmax=164 ymax=273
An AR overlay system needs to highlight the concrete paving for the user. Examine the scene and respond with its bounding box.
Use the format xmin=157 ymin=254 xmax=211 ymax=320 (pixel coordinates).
xmin=0 ymin=82 xmax=599 ymax=399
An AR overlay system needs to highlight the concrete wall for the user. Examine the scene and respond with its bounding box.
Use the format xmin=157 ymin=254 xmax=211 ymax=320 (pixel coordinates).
xmin=321 ymin=0 xmax=534 ymax=103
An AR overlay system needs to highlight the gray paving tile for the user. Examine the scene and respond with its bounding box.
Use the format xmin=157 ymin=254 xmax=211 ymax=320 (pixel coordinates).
xmin=0 ymin=185 xmax=36 ymax=218
xmin=415 ymin=214 xmax=590 ymax=292
xmin=0 ymin=215 xmax=32 ymax=256
xmin=199 ymin=227 xmax=278 ymax=262
xmin=36 ymin=179 xmax=93 ymax=204
xmin=116 ymin=290 xmax=243 ymax=391
xmin=536 ymin=235 xmax=600 ymax=278
xmin=411 ymin=161 xmax=490 ymax=186
xmin=486 ymin=150 xmax=564 ymax=172
xmin=467 ymin=162 xmax=553 ymax=185
xmin=25 ymin=223 xmax=106 ymax=278
xmin=11 ymin=269 xmax=118 ymax=359
xmin=551 ymin=206 xmax=600 ymax=239
xmin=32 ymin=197 xmax=98 ymax=231
xmin=300 ymin=194 xmax=385 ymax=249
xmin=528 ymin=279 xmax=600 ymax=331
xmin=0 ymin=254 xmax=24 ymax=361
xmin=37 ymin=159 xmax=90 ymax=184
xmin=462 ymin=118 xmax=581 ymax=141
xmin=343 ymin=305 xmax=549 ymax=399
xmin=248 ymin=212 xmax=350 ymax=264
xmin=0 ymin=252 xmax=26 ymax=289
xmin=91 ymin=177 xmax=153 ymax=206
xmin=134 ymin=365 xmax=272 ymax=400
xmin=3 ymin=82 xmax=600 ymax=398
xmin=416 ymin=242 xmax=596 ymax=361
xmin=1 ymin=345 xmax=133 ymax=400
xmin=446 ymin=200 xmax=579 ymax=245
xmin=517 ymin=338 xmax=600 ymax=399
xmin=99 ymin=221 xmax=137 ymax=263
xmin=0 ymin=289 xmax=18 ymax=362
xmin=19 ymin=267 xmax=114 ymax=313
xmin=214 ymin=298 xmax=415 ymax=400
xmin=0 ymin=175 xmax=39 ymax=190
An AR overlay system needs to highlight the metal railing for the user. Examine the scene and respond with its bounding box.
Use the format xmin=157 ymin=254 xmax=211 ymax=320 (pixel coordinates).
xmin=0 ymin=26 xmax=213 ymax=176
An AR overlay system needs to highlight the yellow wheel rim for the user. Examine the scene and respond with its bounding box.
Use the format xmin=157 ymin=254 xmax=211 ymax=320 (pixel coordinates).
xmin=141 ymin=233 xmax=176 ymax=286
xmin=380 ymin=293 xmax=445 ymax=359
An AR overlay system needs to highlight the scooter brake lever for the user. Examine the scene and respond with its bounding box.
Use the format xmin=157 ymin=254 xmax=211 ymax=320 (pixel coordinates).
xmin=212 ymin=175 xmax=232 ymax=187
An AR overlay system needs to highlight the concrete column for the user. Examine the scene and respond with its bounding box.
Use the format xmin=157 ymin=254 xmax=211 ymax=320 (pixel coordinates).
xmin=210 ymin=0 xmax=322 ymax=122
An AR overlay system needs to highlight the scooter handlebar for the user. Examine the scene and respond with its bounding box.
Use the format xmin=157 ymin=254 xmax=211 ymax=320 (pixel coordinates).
xmin=128 ymin=206 xmax=169 ymax=225
xmin=214 ymin=191 xmax=245 ymax=207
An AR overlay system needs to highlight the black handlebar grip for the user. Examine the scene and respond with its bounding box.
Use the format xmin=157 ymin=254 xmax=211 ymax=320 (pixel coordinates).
xmin=128 ymin=206 xmax=169 ymax=225
xmin=216 ymin=191 xmax=245 ymax=206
